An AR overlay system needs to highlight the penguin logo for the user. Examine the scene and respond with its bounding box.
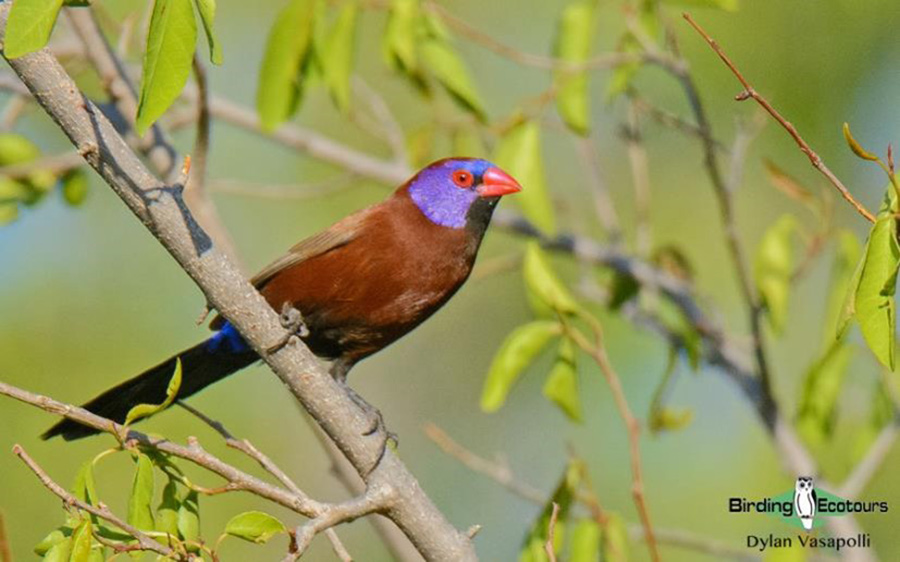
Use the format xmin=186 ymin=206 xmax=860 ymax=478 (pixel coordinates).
xmin=794 ymin=476 xmax=817 ymax=531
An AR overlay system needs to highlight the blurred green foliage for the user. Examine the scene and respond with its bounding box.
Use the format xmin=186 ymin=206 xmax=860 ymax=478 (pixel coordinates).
xmin=3 ymin=0 xmax=900 ymax=560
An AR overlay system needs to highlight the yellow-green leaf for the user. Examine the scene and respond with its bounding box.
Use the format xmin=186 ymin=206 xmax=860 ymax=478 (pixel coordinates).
xmin=194 ymin=0 xmax=223 ymax=65
xmin=41 ymin=536 xmax=71 ymax=562
xmin=321 ymin=3 xmax=358 ymax=113
xmin=4 ymin=0 xmax=64 ymax=59
xmin=256 ymin=0 xmax=316 ymax=131
xmin=69 ymin=519 xmax=93 ymax=562
xmin=481 ymin=320 xmax=561 ymax=412
xmin=0 ymin=202 xmax=19 ymax=225
xmin=520 ymin=461 xmax=583 ymax=562
xmin=61 ymin=169 xmax=88 ymax=206
xmin=553 ymin=1 xmax=597 ymax=135
xmin=843 ymin=122 xmax=879 ymax=162
xmin=136 ymin=0 xmax=198 ymax=135
xmin=494 ymin=121 xmax=555 ymax=234
xmin=224 ymin=511 xmax=287 ymax=544
xmin=34 ymin=529 xmax=67 ymax=556
xmin=124 ymin=358 xmax=182 ymax=426
xmin=177 ymin=491 xmax=201 ymax=548
xmin=156 ymin=479 xmax=180 ymax=539
xmin=855 ymin=212 xmax=900 ymax=369
xmin=127 ymin=453 xmax=155 ymax=532
xmin=421 ymin=39 xmax=487 ymax=122
xmin=382 ymin=0 xmax=419 ymax=72
xmin=72 ymin=460 xmax=99 ymax=508
xmin=795 ymin=343 xmax=852 ymax=447
xmin=853 ymin=380 xmax=894 ymax=461
xmin=826 ymin=231 xmax=862 ymax=346
xmin=542 ymin=338 xmax=582 ymax=422
xmin=754 ymin=214 xmax=796 ymax=333
xmin=0 ymin=132 xmax=41 ymax=165
xmin=569 ymin=519 xmax=601 ymax=562
xmin=523 ymin=242 xmax=579 ymax=315
xmin=649 ymin=406 xmax=694 ymax=433
xmin=603 ymin=512 xmax=629 ymax=561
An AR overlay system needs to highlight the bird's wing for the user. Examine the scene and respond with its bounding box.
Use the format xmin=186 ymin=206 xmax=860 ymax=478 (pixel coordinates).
xmin=208 ymin=210 xmax=369 ymax=331
xmin=249 ymin=211 xmax=368 ymax=289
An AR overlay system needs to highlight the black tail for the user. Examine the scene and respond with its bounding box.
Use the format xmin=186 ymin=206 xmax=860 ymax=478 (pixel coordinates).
xmin=42 ymin=341 xmax=257 ymax=441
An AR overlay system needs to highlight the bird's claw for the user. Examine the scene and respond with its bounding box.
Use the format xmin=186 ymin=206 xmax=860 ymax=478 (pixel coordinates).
xmin=338 ymin=380 xmax=397 ymax=475
xmin=279 ymin=303 xmax=309 ymax=338
xmin=267 ymin=304 xmax=309 ymax=354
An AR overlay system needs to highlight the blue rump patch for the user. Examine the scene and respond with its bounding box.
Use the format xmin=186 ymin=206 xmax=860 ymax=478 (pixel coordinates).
xmin=205 ymin=321 xmax=250 ymax=353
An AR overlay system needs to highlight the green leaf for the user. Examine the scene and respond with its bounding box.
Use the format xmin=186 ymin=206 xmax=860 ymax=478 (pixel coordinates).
xmin=553 ymin=1 xmax=597 ymax=135
xmin=0 ymin=132 xmax=41 ymax=165
xmin=72 ymin=460 xmax=99 ymax=511
xmin=257 ymin=0 xmax=316 ymax=131
xmin=41 ymin=536 xmax=71 ymax=562
xmin=523 ymin=242 xmax=579 ymax=315
xmin=321 ymin=3 xmax=358 ymax=113
xmin=177 ymin=490 xmax=201 ymax=548
xmin=156 ymin=479 xmax=180 ymax=539
xmin=520 ymin=461 xmax=583 ymax=562
xmin=69 ymin=519 xmax=93 ymax=562
xmin=421 ymin=39 xmax=487 ymax=121
xmin=754 ymin=214 xmax=796 ymax=333
xmin=61 ymin=169 xmax=89 ymax=206
xmin=826 ymin=231 xmax=862 ymax=345
xmin=4 ymin=0 xmax=64 ymax=59
xmin=0 ymin=177 xmax=31 ymax=203
xmin=650 ymin=405 xmax=694 ymax=433
xmin=194 ymin=0 xmax=223 ymax=65
xmin=124 ymin=358 xmax=182 ymax=426
xmin=854 ymin=380 xmax=894 ymax=461
xmin=602 ymin=512 xmax=629 ymax=561
xmin=854 ymin=212 xmax=900 ymax=369
xmin=382 ymin=0 xmax=420 ymax=73
xmin=660 ymin=0 xmax=739 ymax=11
xmin=542 ymin=338 xmax=582 ymax=422
xmin=795 ymin=343 xmax=853 ymax=447
xmin=136 ymin=0 xmax=198 ymax=135
xmin=569 ymin=519 xmax=601 ymax=562
xmin=481 ymin=320 xmax=561 ymax=412
xmin=224 ymin=511 xmax=287 ymax=544
xmin=127 ymin=453 xmax=155 ymax=532
xmin=34 ymin=529 xmax=68 ymax=556
xmin=494 ymin=121 xmax=555 ymax=234
xmin=0 ymin=202 xmax=19 ymax=225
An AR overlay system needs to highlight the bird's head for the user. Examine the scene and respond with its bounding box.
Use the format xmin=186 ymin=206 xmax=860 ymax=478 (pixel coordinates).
xmin=406 ymin=158 xmax=522 ymax=230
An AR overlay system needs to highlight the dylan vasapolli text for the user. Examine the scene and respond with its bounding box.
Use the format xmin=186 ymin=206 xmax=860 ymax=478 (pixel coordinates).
xmin=747 ymin=534 xmax=871 ymax=552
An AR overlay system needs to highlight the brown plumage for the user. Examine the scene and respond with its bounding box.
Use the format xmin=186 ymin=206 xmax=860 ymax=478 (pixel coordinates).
xmin=44 ymin=158 xmax=521 ymax=440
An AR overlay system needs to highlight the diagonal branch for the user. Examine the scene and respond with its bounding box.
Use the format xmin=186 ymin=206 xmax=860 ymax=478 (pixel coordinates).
xmin=0 ymin=5 xmax=474 ymax=560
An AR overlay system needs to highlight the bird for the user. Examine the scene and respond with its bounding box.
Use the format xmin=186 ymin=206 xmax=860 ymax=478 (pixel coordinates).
xmin=43 ymin=158 xmax=522 ymax=440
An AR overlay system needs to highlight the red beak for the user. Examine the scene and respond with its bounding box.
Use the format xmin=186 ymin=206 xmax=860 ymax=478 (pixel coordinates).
xmin=477 ymin=167 xmax=522 ymax=198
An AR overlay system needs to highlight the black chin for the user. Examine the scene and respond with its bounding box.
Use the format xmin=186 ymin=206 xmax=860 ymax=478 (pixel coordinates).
xmin=465 ymin=196 xmax=499 ymax=238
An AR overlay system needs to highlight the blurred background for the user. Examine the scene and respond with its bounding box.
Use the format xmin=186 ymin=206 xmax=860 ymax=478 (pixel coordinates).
xmin=2 ymin=0 xmax=900 ymax=559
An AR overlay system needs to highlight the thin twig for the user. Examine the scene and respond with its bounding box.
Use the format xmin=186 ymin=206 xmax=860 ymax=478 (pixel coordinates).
xmin=840 ymin=422 xmax=899 ymax=500
xmin=682 ymin=13 xmax=875 ymax=223
xmin=424 ymin=423 xmax=546 ymax=504
xmin=12 ymin=444 xmax=177 ymax=558
xmin=184 ymin=56 xmax=243 ymax=269
xmin=544 ymin=502 xmax=560 ymax=562
xmin=563 ymin=318 xmax=660 ymax=562
xmin=623 ymin=99 xmax=652 ymax=256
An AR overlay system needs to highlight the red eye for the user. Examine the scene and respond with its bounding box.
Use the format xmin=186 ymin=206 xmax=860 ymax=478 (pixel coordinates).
xmin=452 ymin=170 xmax=474 ymax=188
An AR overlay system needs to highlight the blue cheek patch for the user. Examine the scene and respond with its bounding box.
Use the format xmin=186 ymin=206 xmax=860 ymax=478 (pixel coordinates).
xmin=205 ymin=321 xmax=250 ymax=354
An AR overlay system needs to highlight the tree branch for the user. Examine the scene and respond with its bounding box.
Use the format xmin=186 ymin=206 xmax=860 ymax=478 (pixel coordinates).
xmin=0 ymin=5 xmax=475 ymax=559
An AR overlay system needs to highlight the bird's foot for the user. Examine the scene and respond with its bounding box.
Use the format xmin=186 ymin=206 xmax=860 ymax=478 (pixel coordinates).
xmin=266 ymin=303 xmax=309 ymax=354
xmin=338 ymin=381 xmax=398 ymax=474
